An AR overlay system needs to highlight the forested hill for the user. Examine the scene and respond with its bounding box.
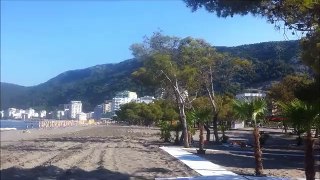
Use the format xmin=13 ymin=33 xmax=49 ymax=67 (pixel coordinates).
xmin=1 ymin=40 xmax=306 ymax=111
xmin=216 ymin=40 xmax=300 ymax=62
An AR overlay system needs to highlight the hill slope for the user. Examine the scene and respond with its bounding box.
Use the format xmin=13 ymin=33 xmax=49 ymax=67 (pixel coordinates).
xmin=1 ymin=40 xmax=307 ymax=111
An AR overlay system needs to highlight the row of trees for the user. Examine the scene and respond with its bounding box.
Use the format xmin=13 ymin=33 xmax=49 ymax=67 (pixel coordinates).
xmin=181 ymin=1 xmax=319 ymax=179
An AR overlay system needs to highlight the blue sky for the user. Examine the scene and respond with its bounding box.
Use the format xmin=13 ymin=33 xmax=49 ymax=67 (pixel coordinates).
xmin=1 ymin=1 xmax=300 ymax=86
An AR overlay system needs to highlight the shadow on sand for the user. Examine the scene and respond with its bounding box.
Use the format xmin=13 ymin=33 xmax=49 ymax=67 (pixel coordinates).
xmin=0 ymin=165 xmax=149 ymax=180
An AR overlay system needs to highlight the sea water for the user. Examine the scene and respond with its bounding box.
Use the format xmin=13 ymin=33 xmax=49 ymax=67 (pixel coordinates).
xmin=0 ymin=119 xmax=40 ymax=130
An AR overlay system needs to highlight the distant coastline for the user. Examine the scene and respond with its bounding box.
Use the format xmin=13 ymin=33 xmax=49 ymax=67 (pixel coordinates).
xmin=0 ymin=119 xmax=41 ymax=130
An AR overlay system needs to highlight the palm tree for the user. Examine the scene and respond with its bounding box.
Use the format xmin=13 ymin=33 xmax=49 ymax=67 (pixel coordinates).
xmin=278 ymin=99 xmax=319 ymax=180
xmin=190 ymin=108 xmax=211 ymax=154
xmin=233 ymin=98 xmax=267 ymax=176
xmin=188 ymin=96 xmax=212 ymax=153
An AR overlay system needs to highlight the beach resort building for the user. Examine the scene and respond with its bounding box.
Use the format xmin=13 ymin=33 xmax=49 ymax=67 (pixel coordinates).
xmin=111 ymin=91 xmax=138 ymax=112
xmin=64 ymin=101 xmax=83 ymax=119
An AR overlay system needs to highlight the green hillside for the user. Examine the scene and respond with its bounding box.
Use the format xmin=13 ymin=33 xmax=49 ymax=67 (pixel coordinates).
xmin=1 ymin=40 xmax=307 ymax=111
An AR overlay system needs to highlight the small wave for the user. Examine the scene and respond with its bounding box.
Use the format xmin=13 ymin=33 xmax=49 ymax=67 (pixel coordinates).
xmin=0 ymin=128 xmax=17 ymax=131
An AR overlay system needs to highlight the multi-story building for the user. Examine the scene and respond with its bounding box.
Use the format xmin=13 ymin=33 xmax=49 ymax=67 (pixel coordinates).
xmin=0 ymin=110 xmax=3 ymax=119
xmin=103 ymin=100 xmax=112 ymax=113
xmin=64 ymin=101 xmax=82 ymax=119
xmin=111 ymin=91 xmax=137 ymax=112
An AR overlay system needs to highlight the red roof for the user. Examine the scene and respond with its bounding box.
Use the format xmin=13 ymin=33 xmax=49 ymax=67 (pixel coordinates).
xmin=266 ymin=116 xmax=287 ymax=122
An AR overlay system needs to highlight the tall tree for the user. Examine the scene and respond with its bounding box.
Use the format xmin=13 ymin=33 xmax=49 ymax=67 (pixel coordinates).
xmin=233 ymin=98 xmax=267 ymax=176
xmin=130 ymin=33 xmax=202 ymax=147
xmin=268 ymin=74 xmax=313 ymax=103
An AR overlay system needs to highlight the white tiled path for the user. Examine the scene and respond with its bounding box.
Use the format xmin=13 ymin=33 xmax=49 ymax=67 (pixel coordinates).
xmin=158 ymin=146 xmax=291 ymax=180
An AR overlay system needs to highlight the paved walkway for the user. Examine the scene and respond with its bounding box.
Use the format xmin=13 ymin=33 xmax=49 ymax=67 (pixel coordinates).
xmin=158 ymin=146 xmax=291 ymax=180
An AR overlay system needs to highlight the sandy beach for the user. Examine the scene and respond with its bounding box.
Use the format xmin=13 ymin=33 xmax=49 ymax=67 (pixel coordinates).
xmin=0 ymin=125 xmax=199 ymax=180
xmin=1 ymin=125 xmax=319 ymax=180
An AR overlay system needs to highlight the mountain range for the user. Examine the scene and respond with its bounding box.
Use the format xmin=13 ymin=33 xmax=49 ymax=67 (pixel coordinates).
xmin=1 ymin=40 xmax=307 ymax=111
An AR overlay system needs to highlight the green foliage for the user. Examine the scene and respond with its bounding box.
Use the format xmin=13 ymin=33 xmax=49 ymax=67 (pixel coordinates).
xmin=268 ymin=74 xmax=314 ymax=103
xmin=233 ymin=98 xmax=267 ymax=126
xmin=278 ymin=99 xmax=319 ymax=132
xmin=184 ymin=0 xmax=320 ymax=77
xmin=216 ymin=94 xmax=235 ymax=121
xmin=158 ymin=120 xmax=172 ymax=142
xmin=115 ymin=102 xmax=163 ymax=126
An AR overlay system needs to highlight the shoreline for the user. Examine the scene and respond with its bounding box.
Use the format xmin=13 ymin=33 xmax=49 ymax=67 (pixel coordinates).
xmin=0 ymin=124 xmax=100 ymax=146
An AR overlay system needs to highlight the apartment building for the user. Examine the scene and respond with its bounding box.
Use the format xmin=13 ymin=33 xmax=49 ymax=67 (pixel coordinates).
xmin=64 ymin=101 xmax=82 ymax=119
xmin=111 ymin=91 xmax=137 ymax=112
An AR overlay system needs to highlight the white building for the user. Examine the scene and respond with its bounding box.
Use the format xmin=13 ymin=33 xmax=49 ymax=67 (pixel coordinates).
xmin=86 ymin=112 xmax=94 ymax=120
xmin=26 ymin=108 xmax=35 ymax=118
xmin=235 ymin=89 xmax=266 ymax=101
xmin=76 ymin=112 xmax=87 ymax=120
xmin=135 ymin=96 xmax=155 ymax=104
xmin=111 ymin=91 xmax=138 ymax=112
xmin=103 ymin=100 xmax=112 ymax=113
xmin=4 ymin=108 xmax=17 ymax=118
xmin=55 ymin=110 xmax=65 ymax=120
xmin=64 ymin=101 xmax=82 ymax=119
xmin=0 ymin=110 xmax=3 ymax=118
xmin=39 ymin=110 xmax=47 ymax=118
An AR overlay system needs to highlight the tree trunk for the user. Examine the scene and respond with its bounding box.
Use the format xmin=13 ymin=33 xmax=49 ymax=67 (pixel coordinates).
xmin=213 ymin=115 xmax=220 ymax=144
xmin=305 ymin=130 xmax=315 ymax=180
xmin=314 ymin=128 xmax=319 ymax=138
xmin=253 ymin=127 xmax=264 ymax=176
xmin=204 ymin=124 xmax=210 ymax=142
xmin=178 ymin=103 xmax=189 ymax=148
xmin=199 ymin=122 xmax=204 ymax=150
xmin=174 ymin=129 xmax=180 ymax=145
xmin=179 ymin=130 xmax=184 ymax=144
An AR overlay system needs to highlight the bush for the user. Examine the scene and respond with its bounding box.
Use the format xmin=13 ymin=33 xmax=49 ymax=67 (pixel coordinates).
xmin=158 ymin=121 xmax=172 ymax=142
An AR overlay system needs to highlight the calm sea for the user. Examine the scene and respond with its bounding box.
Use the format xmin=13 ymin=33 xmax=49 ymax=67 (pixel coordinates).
xmin=0 ymin=119 xmax=40 ymax=130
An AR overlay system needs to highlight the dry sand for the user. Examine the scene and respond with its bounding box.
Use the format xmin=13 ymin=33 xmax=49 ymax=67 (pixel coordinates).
xmin=0 ymin=125 xmax=199 ymax=180
xmin=189 ymin=128 xmax=320 ymax=180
